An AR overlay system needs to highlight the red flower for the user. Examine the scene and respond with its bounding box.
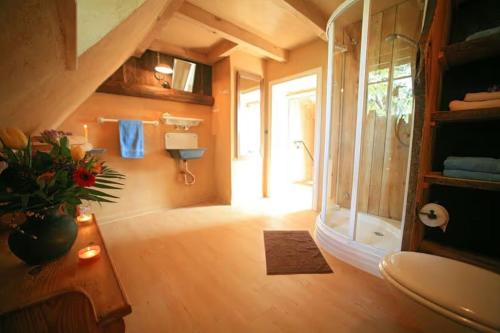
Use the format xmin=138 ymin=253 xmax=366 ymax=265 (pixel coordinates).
xmin=73 ymin=167 xmax=96 ymax=187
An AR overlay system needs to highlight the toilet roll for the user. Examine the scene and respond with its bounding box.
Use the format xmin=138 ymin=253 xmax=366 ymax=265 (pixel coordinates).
xmin=418 ymin=203 xmax=449 ymax=232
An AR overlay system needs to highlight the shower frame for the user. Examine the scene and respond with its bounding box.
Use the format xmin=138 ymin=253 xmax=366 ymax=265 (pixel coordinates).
xmin=317 ymin=0 xmax=416 ymax=275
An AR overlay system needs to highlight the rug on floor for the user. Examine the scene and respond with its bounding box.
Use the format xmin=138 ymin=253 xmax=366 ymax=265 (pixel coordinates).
xmin=263 ymin=230 xmax=333 ymax=275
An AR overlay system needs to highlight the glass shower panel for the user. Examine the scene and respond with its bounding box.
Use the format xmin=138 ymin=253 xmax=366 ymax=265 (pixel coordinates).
xmin=324 ymin=1 xmax=364 ymax=238
xmin=355 ymin=0 xmax=422 ymax=251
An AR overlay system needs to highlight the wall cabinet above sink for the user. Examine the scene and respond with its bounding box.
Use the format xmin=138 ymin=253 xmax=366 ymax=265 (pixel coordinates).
xmin=97 ymin=50 xmax=214 ymax=106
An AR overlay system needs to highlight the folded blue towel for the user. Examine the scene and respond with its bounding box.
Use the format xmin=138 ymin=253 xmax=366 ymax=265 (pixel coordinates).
xmin=119 ymin=120 xmax=144 ymax=158
xmin=444 ymin=156 xmax=500 ymax=174
xmin=443 ymin=169 xmax=500 ymax=182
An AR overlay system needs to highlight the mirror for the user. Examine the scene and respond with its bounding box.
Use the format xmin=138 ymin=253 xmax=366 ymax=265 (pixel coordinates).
xmin=172 ymin=58 xmax=197 ymax=92
xmin=236 ymin=71 xmax=262 ymax=158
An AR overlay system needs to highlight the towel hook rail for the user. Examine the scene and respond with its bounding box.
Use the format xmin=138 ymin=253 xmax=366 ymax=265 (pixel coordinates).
xmin=97 ymin=117 xmax=159 ymax=126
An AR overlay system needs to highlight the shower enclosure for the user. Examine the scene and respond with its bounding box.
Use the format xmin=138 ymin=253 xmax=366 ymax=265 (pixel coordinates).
xmin=316 ymin=0 xmax=423 ymax=275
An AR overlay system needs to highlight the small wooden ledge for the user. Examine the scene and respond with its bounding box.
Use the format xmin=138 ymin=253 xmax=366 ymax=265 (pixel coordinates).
xmin=0 ymin=217 xmax=131 ymax=331
xmin=431 ymin=108 xmax=500 ymax=122
xmin=98 ymin=81 xmax=214 ymax=106
xmin=424 ymin=172 xmax=500 ymax=191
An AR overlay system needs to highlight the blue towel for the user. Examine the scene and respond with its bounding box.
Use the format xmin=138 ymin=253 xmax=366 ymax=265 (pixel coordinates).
xmin=443 ymin=169 xmax=500 ymax=182
xmin=444 ymin=156 xmax=500 ymax=174
xmin=119 ymin=120 xmax=144 ymax=158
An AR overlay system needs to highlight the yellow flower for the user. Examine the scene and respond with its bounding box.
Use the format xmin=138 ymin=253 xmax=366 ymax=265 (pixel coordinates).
xmin=0 ymin=127 xmax=28 ymax=150
xmin=70 ymin=145 xmax=86 ymax=161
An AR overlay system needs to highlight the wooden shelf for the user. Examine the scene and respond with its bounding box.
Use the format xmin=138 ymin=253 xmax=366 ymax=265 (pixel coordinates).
xmin=424 ymin=172 xmax=500 ymax=191
xmin=431 ymin=108 xmax=500 ymax=122
xmin=98 ymin=81 xmax=214 ymax=106
xmin=444 ymin=32 xmax=500 ymax=67
xmin=419 ymin=240 xmax=500 ymax=274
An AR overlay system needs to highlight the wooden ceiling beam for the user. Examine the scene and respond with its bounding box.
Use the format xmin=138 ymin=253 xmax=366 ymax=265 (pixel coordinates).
xmin=177 ymin=2 xmax=288 ymax=62
xmin=55 ymin=0 xmax=77 ymax=70
xmin=207 ymin=39 xmax=238 ymax=63
xmin=149 ymin=40 xmax=210 ymax=64
xmin=276 ymin=0 xmax=328 ymax=41
xmin=134 ymin=0 xmax=185 ymax=58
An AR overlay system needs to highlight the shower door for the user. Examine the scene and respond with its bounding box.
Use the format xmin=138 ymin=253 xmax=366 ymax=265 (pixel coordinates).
xmin=321 ymin=0 xmax=422 ymax=252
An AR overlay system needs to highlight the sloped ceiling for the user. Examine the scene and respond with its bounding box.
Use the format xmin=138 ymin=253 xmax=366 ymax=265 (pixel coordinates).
xmin=0 ymin=0 xmax=171 ymax=133
xmin=78 ymin=0 xmax=147 ymax=55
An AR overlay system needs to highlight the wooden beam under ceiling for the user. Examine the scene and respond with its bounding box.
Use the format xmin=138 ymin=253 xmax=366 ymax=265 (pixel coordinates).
xmin=177 ymin=2 xmax=288 ymax=62
xmin=149 ymin=40 xmax=210 ymax=64
xmin=55 ymin=0 xmax=77 ymax=70
xmin=134 ymin=0 xmax=185 ymax=58
xmin=276 ymin=0 xmax=328 ymax=41
xmin=207 ymin=39 xmax=238 ymax=63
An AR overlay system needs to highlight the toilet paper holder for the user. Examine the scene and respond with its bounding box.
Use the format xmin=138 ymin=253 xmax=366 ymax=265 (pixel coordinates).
xmin=418 ymin=203 xmax=449 ymax=232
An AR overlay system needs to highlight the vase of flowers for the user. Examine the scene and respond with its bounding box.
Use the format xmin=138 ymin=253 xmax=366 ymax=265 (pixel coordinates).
xmin=0 ymin=128 xmax=124 ymax=265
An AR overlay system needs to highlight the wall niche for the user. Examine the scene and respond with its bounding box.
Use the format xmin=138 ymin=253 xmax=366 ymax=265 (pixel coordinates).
xmin=97 ymin=50 xmax=213 ymax=106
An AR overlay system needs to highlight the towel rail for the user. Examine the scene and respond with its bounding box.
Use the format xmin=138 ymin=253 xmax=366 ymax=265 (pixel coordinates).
xmin=97 ymin=117 xmax=159 ymax=126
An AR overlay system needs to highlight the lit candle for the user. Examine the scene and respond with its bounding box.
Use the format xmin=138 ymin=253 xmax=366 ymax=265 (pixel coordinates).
xmin=83 ymin=124 xmax=88 ymax=143
xmin=77 ymin=214 xmax=93 ymax=224
xmin=78 ymin=245 xmax=101 ymax=262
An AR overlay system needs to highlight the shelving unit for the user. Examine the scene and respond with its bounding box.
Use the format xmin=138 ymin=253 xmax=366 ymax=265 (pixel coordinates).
xmin=431 ymin=108 xmax=500 ymax=122
xmin=444 ymin=31 xmax=500 ymax=67
xmin=424 ymin=172 xmax=500 ymax=191
xmin=403 ymin=0 xmax=500 ymax=273
xmin=419 ymin=240 xmax=500 ymax=274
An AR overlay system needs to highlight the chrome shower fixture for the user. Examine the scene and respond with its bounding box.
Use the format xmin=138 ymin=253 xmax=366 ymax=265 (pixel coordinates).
xmin=384 ymin=33 xmax=418 ymax=48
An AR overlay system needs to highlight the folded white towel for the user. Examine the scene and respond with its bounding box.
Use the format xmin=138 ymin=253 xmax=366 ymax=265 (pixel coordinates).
xmin=464 ymin=91 xmax=500 ymax=102
xmin=449 ymin=99 xmax=500 ymax=111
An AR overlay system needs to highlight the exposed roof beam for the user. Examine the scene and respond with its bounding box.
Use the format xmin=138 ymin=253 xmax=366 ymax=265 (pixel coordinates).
xmin=55 ymin=0 xmax=77 ymax=70
xmin=177 ymin=2 xmax=288 ymax=62
xmin=149 ymin=40 xmax=210 ymax=64
xmin=207 ymin=39 xmax=238 ymax=63
xmin=276 ymin=0 xmax=328 ymax=41
xmin=134 ymin=0 xmax=184 ymax=58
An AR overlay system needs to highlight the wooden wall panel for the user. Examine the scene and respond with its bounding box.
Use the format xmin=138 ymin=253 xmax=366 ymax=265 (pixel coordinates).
xmin=337 ymin=21 xmax=362 ymax=209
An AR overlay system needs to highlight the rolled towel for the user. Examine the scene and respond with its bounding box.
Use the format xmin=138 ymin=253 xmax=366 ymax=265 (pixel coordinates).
xmin=443 ymin=169 xmax=500 ymax=182
xmin=444 ymin=156 xmax=500 ymax=174
xmin=465 ymin=26 xmax=500 ymax=41
xmin=464 ymin=91 xmax=500 ymax=102
xmin=449 ymin=99 xmax=500 ymax=111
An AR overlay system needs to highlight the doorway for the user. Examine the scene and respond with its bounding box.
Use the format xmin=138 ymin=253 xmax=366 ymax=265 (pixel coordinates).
xmin=269 ymin=69 xmax=322 ymax=210
xmin=232 ymin=71 xmax=264 ymax=204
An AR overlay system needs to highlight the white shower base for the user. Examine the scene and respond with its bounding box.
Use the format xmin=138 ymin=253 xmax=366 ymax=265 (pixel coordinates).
xmin=325 ymin=208 xmax=401 ymax=252
xmin=316 ymin=208 xmax=402 ymax=276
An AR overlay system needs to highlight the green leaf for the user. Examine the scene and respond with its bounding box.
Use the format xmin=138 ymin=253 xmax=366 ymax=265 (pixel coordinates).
xmin=60 ymin=136 xmax=69 ymax=148
xmin=95 ymin=178 xmax=124 ymax=186
xmin=20 ymin=195 xmax=30 ymax=209
xmin=92 ymin=183 xmax=122 ymax=190
xmin=65 ymin=197 xmax=81 ymax=205
xmin=81 ymin=194 xmax=116 ymax=203
xmin=85 ymin=188 xmax=119 ymax=198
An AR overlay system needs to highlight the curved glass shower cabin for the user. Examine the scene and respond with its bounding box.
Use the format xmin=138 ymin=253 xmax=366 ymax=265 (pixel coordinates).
xmin=316 ymin=0 xmax=423 ymax=275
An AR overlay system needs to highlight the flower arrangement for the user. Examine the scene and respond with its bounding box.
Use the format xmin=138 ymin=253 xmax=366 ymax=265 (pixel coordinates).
xmin=0 ymin=128 xmax=124 ymax=223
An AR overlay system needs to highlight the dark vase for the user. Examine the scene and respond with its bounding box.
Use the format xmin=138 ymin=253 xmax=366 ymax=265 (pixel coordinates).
xmin=8 ymin=209 xmax=78 ymax=265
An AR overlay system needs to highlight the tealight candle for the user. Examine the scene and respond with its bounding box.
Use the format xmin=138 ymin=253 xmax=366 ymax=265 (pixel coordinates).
xmin=77 ymin=213 xmax=93 ymax=224
xmin=78 ymin=245 xmax=101 ymax=262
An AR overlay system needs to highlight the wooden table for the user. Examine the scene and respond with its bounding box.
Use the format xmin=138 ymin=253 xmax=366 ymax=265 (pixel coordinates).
xmin=0 ymin=216 xmax=131 ymax=333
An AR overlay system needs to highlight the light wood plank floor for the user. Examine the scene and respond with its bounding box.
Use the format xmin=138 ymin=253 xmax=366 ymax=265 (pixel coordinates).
xmin=100 ymin=204 xmax=473 ymax=333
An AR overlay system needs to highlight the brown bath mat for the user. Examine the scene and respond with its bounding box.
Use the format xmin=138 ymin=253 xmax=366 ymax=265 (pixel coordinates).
xmin=263 ymin=230 xmax=333 ymax=275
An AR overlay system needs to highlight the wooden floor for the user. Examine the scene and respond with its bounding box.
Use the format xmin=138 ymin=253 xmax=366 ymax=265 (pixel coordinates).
xmin=100 ymin=203 xmax=473 ymax=333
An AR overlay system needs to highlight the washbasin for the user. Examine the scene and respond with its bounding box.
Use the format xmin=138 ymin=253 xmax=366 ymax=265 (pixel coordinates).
xmin=166 ymin=148 xmax=206 ymax=160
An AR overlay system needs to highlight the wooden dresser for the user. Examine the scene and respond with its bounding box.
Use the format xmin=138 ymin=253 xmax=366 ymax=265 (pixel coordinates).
xmin=0 ymin=217 xmax=131 ymax=333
